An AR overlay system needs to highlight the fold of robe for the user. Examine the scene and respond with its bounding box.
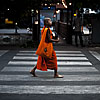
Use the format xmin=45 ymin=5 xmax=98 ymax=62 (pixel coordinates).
xmin=36 ymin=26 xmax=58 ymax=71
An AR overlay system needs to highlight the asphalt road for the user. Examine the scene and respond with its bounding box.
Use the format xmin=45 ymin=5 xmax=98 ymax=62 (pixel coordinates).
xmin=0 ymin=47 xmax=100 ymax=100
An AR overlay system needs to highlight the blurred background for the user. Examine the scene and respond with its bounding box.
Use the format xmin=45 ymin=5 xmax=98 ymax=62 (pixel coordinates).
xmin=0 ymin=0 xmax=100 ymax=47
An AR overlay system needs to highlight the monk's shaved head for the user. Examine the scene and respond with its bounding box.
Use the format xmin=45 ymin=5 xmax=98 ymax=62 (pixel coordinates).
xmin=44 ymin=18 xmax=52 ymax=26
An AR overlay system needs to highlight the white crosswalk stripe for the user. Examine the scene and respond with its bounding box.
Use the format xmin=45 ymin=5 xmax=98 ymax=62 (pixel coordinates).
xmin=0 ymin=74 xmax=100 ymax=81
xmin=8 ymin=61 xmax=92 ymax=65
xmin=2 ymin=67 xmax=98 ymax=72
xmin=8 ymin=50 xmax=92 ymax=65
xmin=0 ymin=50 xmax=100 ymax=94
xmin=0 ymin=50 xmax=8 ymax=56
xmin=0 ymin=85 xmax=100 ymax=94
xmin=19 ymin=50 xmax=82 ymax=53
xmin=16 ymin=53 xmax=85 ymax=56
xmin=13 ymin=56 xmax=88 ymax=60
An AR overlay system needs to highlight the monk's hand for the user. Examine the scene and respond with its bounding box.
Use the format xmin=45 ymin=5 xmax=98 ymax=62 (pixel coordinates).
xmin=56 ymin=37 xmax=60 ymax=42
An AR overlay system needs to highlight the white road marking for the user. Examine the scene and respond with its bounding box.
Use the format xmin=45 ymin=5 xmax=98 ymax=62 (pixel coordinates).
xmin=0 ymin=75 xmax=100 ymax=81
xmin=8 ymin=61 xmax=92 ymax=65
xmin=0 ymin=85 xmax=100 ymax=94
xmin=16 ymin=53 xmax=85 ymax=56
xmin=1 ymin=67 xmax=98 ymax=72
xmin=13 ymin=56 xmax=88 ymax=60
xmin=19 ymin=51 xmax=82 ymax=53
xmin=0 ymin=50 xmax=100 ymax=95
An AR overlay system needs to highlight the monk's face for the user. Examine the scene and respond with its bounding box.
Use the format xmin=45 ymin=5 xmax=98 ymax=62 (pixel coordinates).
xmin=48 ymin=19 xmax=52 ymax=26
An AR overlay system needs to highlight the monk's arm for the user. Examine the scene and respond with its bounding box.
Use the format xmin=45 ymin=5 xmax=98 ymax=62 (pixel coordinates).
xmin=47 ymin=29 xmax=59 ymax=42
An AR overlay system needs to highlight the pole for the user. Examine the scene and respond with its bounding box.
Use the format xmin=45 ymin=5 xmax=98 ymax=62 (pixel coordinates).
xmin=38 ymin=9 xmax=40 ymax=44
xmin=15 ymin=23 xmax=18 ymax=34
xmin=31 ymin=9 xmax=34 ymax=40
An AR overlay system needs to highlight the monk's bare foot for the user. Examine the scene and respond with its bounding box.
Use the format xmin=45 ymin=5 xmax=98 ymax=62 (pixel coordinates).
xmin=30 ymin=70 xmax=37 ymax=77
xmin=54 ymin=74 xmax=63 ymax=78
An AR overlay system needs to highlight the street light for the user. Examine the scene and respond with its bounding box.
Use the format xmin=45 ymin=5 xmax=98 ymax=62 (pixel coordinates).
xmin=31 ymin=9 xmax=34 ymax=20
xmin=48 ymin=7 xmax=50 ymax=9
xmin=57 ymin=3 xmax=60 ymax=5
xmin=36 ymin=10 xmax=38 ymax=14
xmin=15 ymin=22 xmax=17 ymax=25
xmin=31 ymin=9 xmax=34 ymax=28
xmin=45 ymin=4 xmax=47 ymax=6
xmin=7 ymin=8 xmax=10 ymax=11
xmin=31 ymin=9 xmax=34 ymax=13
xmin=69 ymin=3 xmax=72 ymax=6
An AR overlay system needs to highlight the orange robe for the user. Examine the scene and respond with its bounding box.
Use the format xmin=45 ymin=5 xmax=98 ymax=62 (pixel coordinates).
xmin=36 ymin=26 xmax=58 ymax=71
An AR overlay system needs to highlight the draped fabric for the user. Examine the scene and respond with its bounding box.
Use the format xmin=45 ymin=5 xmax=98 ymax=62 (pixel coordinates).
xmin=35 ymin=26 xmax=58 ymax=71
xmin=41 ymin=26 xmax=45 ymax=35
xmin=35 ymin=27 xmax=53 ymax=58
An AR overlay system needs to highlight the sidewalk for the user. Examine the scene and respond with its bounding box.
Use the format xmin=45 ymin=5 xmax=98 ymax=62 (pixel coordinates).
xmin=53 ymin=34 xmax=100 ymax=51
xmin=0 ymin=34 xmax=100 ymax=51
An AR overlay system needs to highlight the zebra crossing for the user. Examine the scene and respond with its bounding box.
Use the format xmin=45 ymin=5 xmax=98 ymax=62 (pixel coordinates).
xmin=8 ymin=51 xmax=92 ymax=66
xmin=0 ymin=50 xmax=100 ymax=94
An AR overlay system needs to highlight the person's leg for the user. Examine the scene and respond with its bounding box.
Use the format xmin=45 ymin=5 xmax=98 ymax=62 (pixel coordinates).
xmin=75 ymin=32 xmax=78 ymax=47
xmin=30 ymin=65 xmax=37 ymax=77
xmin=79 ymin=32 xmax=84 ymax=47
xmin=54 ymin=69 xmax=63 ymax=78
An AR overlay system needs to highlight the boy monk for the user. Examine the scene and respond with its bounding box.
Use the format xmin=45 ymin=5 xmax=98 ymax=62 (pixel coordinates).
xmin=30 ymin=18 xmax=63 ymax=78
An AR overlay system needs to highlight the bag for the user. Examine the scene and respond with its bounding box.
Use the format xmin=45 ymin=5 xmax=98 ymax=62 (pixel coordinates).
xmin=38 ymin=42 xmax=53 ymax=58
xmin=36 ymin=28 xmax=53 ymax=59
